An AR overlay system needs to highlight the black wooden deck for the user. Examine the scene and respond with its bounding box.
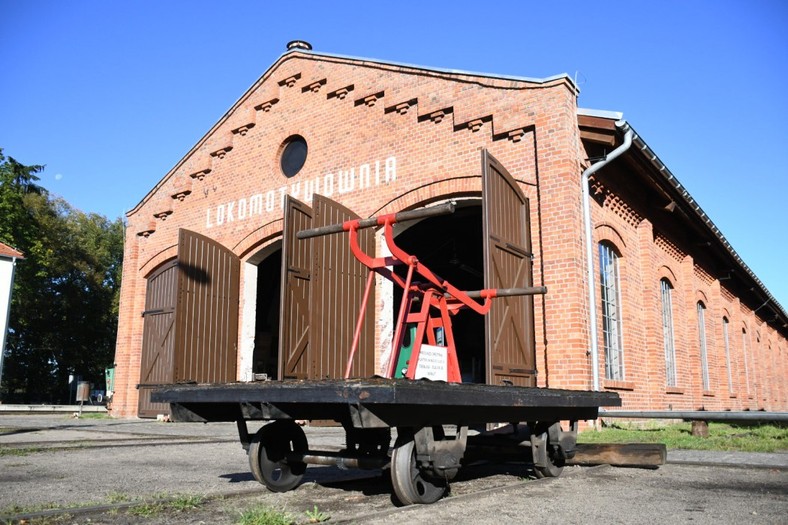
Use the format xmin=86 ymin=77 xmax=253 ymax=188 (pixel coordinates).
xmin=152 ymin=378 xmax=621 ymax=428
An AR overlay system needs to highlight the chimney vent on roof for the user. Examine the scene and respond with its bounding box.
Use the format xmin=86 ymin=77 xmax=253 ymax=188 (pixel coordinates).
xmin=287 ymin=40 xmax=312 ymax=51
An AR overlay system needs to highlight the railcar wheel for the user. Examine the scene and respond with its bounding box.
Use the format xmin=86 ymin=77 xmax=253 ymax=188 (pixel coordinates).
xmin=248 ymin=420 xmax=308 ymax=492
xmin=533 ymin=430 xmax=565 ymax=479
xmin=390 ymin=437 xmax=447 ymax=505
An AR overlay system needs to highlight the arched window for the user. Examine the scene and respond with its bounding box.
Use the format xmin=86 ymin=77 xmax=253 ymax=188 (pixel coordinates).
xmin=722 ymin=317 xmax=732 ymax=393
xmin=697 ymin=302 xmax=709 ymax=391
xmin=742 ymin=327 xmax=751 ymax=396
xmin=599 ymin=242 xmax=624 ymax=380
xmin=660 ymin=278 xmax=677 ymax=386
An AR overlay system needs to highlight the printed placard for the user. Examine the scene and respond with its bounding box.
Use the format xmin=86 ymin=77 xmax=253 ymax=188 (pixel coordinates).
xmin=414 ymin=344 xmax=448 ymax=382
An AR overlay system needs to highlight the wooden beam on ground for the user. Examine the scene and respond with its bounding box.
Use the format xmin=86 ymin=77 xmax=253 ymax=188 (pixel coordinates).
xmin=569 ymin=443 xmax=667 ymax=469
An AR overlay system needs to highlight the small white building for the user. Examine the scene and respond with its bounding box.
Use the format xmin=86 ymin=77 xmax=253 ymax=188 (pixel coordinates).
xmin=0 ymin=241 xmax=23 ymax=388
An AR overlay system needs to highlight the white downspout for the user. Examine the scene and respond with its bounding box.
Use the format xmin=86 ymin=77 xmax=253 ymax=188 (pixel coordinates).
xmin=582 ymin=120 xmax=633 ymax=391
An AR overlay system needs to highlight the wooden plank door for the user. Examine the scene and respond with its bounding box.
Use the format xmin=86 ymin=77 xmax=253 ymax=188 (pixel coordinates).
xmin=310 ymin=195 xmax=375 ymax=379
xmin=279 ymin=197 xmax=313 ymax=379
xmin=138 ymin=260 xmax=178 ymax=417
xmin=175 ymin=229 xmax=240 ymax=384
xmin=482 ymin=150 xmax=537 ymax=386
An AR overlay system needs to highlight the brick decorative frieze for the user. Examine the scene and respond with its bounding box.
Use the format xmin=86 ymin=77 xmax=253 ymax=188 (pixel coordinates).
xmin=254 ymin=98 xmax=280 ymax=112
xmin=655 ymin=232 xmax=686 ymax=262
xmin=278 ymin=73 xmax=301 ymax=88
xmin=328 ymin=85 xmax=354 ymax=100
xmin=231 ymin=123 xmax=256 ymax=136
xmin=210 ymin=145 xmax=233 ymax=159
xmin=302 ymin=79 xmax=327 ymax=93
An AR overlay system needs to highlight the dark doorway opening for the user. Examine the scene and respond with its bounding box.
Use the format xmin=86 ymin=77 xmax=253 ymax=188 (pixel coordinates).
xmin=392 ymin=204 xmax=486 ymax=383
xmin=253 ymin=249 xmax=282 ymax=379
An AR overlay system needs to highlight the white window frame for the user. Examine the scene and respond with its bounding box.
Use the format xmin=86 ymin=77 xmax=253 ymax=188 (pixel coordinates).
xmin=660 ymin=279 xmax=677 ymax=387
xmin=723 ymin=317 xmax=732 ymax=393
xmin=697 ymin=302 xmax=709 ymax=391
xmin=599 ymin=242 xmax=624 ymax=381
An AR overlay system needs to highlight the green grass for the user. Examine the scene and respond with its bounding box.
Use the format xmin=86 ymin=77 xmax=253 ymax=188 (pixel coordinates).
xmin=0 ymin=492 xmax=205 ymax=522
xmin=73 ymin=412 xmax=110 ymax=420
xmin=0 ymin=446 xmax=46 ymax=457
xmin=579 ymin=422 xmax=788 ymax=452
xmin=304 ymin=505 xmax=330 ymax=523
xmin=127 ymin=502 xmax=166 ymax=518
xmin=237 ymin=505 xmax=296 ymax=525
xmin=127 ymin=493 xmax=205 ymax=517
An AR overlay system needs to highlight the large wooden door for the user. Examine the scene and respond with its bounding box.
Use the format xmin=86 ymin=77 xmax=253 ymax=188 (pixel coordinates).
xmin=482 ymin=150 xmax=537 ymax=386
xmin=138 ymin=260 xmax=178 ymax=417
xmin=175 ymin=229 xmax=240 ymax=384
xmin=279 ymin=197 xmax=313 ymax=379
xmin=310 ymin=195 xmax=376 ymax=379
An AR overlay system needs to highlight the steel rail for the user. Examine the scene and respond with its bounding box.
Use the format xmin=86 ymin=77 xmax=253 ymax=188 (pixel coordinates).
xmin=599 ymin=410 xmax=788 ymax=422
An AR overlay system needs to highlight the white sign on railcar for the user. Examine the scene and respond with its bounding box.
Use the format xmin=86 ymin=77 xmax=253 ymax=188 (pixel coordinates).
xmin=414 ymin=344 xmax=448 ymax=382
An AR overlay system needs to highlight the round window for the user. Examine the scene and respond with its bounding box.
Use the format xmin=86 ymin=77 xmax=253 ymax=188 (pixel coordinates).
xmin=280 ymin=135 xmax=308 ymax=178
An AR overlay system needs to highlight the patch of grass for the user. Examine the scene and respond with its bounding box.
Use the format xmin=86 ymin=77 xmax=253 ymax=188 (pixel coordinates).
xmin=0 ymin=492 xmax=205 ymax=523
xmin=237 ymin=505 xmax=296 ymax=525
xmin=126 ymin=493 xmax=204 ymax=517
xmin=579 ymin=422 xmax=788 ymax=452
xmin=168 ymin=494 xmax=204 ymax=512
xmin=0 ymin=446 xmax=46 ymax=457
xmin=304 ymin=505 xmax=330 ymax=523
xmin=0 ymin=499 xmax=103 ymax=518
xmin=105 ymin=491 xmax=133 ymax=504
xmin=128 ymin=501 xmax=166 ymax=518
xmin=75 ymin=412 xmax=110 ymax=420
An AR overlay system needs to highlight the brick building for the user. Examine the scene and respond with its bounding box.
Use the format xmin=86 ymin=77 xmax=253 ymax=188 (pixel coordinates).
xmin=111 ymin=44 xmax=787 ymax=418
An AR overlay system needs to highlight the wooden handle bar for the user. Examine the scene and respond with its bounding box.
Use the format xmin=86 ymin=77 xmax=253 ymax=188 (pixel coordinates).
xmin=297 ymin=202 xmax=456 ymax=239
xmin=462 ymin=286 xmax=547 ymax=299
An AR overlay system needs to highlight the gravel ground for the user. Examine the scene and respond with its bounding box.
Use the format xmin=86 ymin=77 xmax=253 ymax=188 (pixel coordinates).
xmin=1 ymin=414 xmax=786 ymax=524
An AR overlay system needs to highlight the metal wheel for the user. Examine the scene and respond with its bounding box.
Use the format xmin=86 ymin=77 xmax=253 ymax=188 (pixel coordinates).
xmin=248 ymin=420 xmax=308 ymax=492
xmin=390 ymin=437 xmax=447 ymax=505
xmin=533 ymin=430 xmax=565 ymax=479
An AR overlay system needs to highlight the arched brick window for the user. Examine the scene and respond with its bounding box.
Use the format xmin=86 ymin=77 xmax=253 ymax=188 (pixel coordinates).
xmin=599 ymin=241 xmax=624 ymax=380
xmin=722 ymin=317 xmax=733 ymax=393
xmin=660 ymin=278 xmax=677 ymax=386
xmin=742 ymin=326 xmax=751 ymax=397
xmin=697 ymin=302 xmax=709 ymax=391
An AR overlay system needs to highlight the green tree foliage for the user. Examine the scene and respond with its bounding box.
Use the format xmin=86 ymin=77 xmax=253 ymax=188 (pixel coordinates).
xmin=0 ymin=149 xmax=123 ymax=403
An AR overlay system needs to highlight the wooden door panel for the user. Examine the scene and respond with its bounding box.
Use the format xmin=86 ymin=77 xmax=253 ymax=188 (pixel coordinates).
xmin=311 ymin=195 xmax=375 ymax=379
xmin=482 ymin=150 xmax=537 ymax=386
xmin=279 ymin=197 xmax=313 ymax=379
xmin=138 ymin=260 xmax=178 ymax=417
xmin=176 ymin=229 xmax=240 ymax=384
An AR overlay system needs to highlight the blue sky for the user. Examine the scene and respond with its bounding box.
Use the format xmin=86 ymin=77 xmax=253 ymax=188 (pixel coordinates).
xmin=1 ymin=1 xmax=786 ymax=308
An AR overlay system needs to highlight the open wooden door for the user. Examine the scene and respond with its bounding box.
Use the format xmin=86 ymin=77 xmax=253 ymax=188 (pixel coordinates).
xmin=175 ymin=229 xmax=239 ymax=384
xmin=138 ymin=260 xmax=178 ymax=417
xmin=311 ymin=194 xmax=376 ymax=379
xmin=482 ymin=150 xmax=537 ymax=387
xmin=279 ymin=197 xmax=313 ymax=379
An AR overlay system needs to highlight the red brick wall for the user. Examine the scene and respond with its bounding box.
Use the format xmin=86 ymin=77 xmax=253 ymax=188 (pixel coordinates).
xmin=585 ymin=173 xmax=787 ymax=412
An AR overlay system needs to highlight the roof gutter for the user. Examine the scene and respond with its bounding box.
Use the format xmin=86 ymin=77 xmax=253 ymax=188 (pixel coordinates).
xmin=627 ymin=132 xmax=787 ymax=330
xmin=582 ymin=120 xmax=634 ymax=391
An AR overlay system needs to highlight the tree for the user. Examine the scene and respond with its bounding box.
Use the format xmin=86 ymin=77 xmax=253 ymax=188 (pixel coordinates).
xmin=0 ymin=149 xmax=123 ymax=403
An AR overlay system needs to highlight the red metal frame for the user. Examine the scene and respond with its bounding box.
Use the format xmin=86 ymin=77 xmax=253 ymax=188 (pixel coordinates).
xmin=342 ymin=215 xmax=498 ymax=383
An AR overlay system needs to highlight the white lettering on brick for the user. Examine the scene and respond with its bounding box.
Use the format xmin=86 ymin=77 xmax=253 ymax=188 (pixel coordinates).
xmin=205 ymin=155 xmax=398 ymax=228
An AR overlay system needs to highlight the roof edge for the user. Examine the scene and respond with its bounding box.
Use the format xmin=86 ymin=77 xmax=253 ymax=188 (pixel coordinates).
xmin=580 ymin=111 xmax=787 ymax=329
xmin=285 ymin=48 xmax=578 ymax=88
